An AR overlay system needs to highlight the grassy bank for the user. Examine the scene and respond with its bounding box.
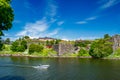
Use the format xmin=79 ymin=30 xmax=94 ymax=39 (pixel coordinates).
xmin=1 ymin=45 xmax=120 ymax=59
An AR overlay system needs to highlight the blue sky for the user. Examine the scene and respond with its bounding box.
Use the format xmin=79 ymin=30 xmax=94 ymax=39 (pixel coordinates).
xmin=3 ymin=0 xmax=120 ymax=40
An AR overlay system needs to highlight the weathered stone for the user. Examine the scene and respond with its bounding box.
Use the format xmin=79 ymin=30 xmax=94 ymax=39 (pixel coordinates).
xmin=53 ymin=42 xmax=74 ymax=56
xmin=112 ymin=35 xmax=120 ymax=52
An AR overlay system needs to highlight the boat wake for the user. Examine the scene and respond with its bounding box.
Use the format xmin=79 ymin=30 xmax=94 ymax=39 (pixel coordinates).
xmin=0 ymin=64 xmax=50 ymax=69
xmin=32 ymin=65 xmax=50 ymax=69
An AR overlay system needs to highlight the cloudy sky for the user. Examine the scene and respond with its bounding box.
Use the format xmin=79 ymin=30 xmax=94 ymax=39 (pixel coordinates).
xmin=3 ymin=0 xmax=120 ymax=40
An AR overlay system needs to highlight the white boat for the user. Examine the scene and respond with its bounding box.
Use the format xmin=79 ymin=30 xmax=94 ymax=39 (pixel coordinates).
xmin=33 ymin=64 xmax=50 ymax=69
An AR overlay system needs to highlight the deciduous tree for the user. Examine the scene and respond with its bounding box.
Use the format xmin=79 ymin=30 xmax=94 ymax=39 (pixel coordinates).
xmin=89 ymin=39 xmax=113 ymax=58
xmin=0 ymin=0 xmax=14 ymax=36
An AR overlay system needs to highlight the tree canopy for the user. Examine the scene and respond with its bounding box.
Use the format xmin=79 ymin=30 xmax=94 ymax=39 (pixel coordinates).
xmin=89 ymin=39 xmax=113 ymax=58
xmin=104 ymin=34 xmax=111 ymax=39
xmin=0 ymin=0 xmax=14 ymax=36
xmin=29 ymin=44 xmax=43 ymax=54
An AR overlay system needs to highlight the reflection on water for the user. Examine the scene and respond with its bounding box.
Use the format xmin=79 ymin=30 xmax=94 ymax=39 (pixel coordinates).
xmin=0 ymin=57 xmax=120 ymax=80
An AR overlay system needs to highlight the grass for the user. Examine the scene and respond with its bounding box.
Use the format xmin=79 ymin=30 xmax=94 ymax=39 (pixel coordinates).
xmin=1 ymin=44 xmax=120 ymax=59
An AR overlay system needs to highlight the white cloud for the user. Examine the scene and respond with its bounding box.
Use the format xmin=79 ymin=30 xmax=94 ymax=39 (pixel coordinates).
xmin=76 ymin=16 xmax=98 ymax=24
xmin=100 ymin=0 xmax=120 ymax=9
xmin=85 ymin=16 xmax=97 ymax=21
xmin=16 ymin=18 xmax=60 ymax=38
xmin=57 ymin=21 xmax=64 ymax=26
xmin=16 ymin=0 xmax=61 ymax=39
xmin=50 ymin=18 xmax=57 ymax=23
xmin=46 ymin=0 xmax=57 ymax=18
xmin=49 ymin=4 xmax=57 ymax=17
xmin=47 ymin=29 xmax=59 ymax=36
xmin=17 ymin=19 xmax=49 ymax=37
xmin=76 ymin=21 xmax=87 ymax=24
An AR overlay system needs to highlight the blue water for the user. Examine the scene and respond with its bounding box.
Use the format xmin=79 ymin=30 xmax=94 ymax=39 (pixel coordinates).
xmin=0 ymin=56 xmax=120 ymax=80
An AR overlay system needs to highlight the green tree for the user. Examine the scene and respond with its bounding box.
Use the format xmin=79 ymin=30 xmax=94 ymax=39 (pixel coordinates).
xmin=21 ymin=40 xmax=27 ymax=49
xmin=28 ymin=44 xmax=35 ymax=54
xmin=114 ymin=48 xmax=120 ymax=56
xmin=78 ymin=48 xmax=88 ymax=56
xmin=11 ymin=41 xmax=19 ymax=52
xmin=16 ymin=45 xmax=25 ymax=52
xmin=46 ymin=40 xmax=49 ymax=46
xmin=89 ymin=39 xmax=113 ymax=58
xmin=75 ymin=41 xmax=87 ymax=47
xmin=11 ymin=40 xmax=27 ymax=52
xmin=29 ymin=44 xmax=43 ymax=54
xmin=24 ymin=36 xmax=30 ymax=39
xmin=5 ymin=38 xmax=10 ymax=44
xmin=104 ymin=34 xmax=111 ymax=39
xmin=35 ymin=45 xmax=43 ymax=52
xmin=0 ymin=0 xmax=14 ymax=36
xmin=55 ymin=39 xmax=61 ymax=44
xmin=0 ymin=39 xmax=3 ymax=51
xmin=0 ymin=0 xmax=14 ymax=50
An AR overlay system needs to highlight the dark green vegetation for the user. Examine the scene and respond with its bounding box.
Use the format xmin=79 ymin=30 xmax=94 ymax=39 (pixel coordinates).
xmin=78 ymin=48 xmax=89 ymax=56
xmin=0 ymin=34 xmax=119 ymax=59
xmin=0 ymin=0 xmax=14 ymax=36
xmin=75 ymin=40 xmax=91 ymax=57
xmin=29 ymin=44 xmax=43 ymax=54
xmin=89 ymin=34 xmax=113 ymax=58
xmin=0 ymin=0 xmax=14 ymax=51
xmin=2 ymin=37 xmax=58 ymax=56
xmin=89 ymin=38 xmax=113 ymax=58
xmin=11 ymin=39 xmax=27 ymax=52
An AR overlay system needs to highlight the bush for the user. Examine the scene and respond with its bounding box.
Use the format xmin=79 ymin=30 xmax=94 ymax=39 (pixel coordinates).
xmin=29 ymin=44 xmax=43 ymax=54
xmin=16 ymin=45 xmax=25 ymax=52
xmin=11 ymin=41 xmax=19 ymax=52
xmin=78 ymin=48 xmax=88 ymax=56
xmin=114 ymin=48 xmax=120 ymax=56
xmin=21 ymin=40 xmax=27 ymax=49
xmin=0 ymin=39 xmax=4 ymax=51
xmin=11 ymin=40 xmax=27 ymax=52
xmin=89 ymin=39 xmax=113 ymax=58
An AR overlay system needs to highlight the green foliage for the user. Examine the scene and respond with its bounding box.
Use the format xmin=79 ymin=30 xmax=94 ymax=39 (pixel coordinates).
xmin=46 ymin=40 xmax=54 ymax=46
xmin=0 ymin=40 xmax=3 ymax=51
xmin=11 ymin=40 xmax=27 ymax=52
xmin=78 ymin=48 xmax=89 ymax=56
xmin=3 ymin=44 xmax=10 ymax=51
xmin=21 ymin=40 xmax=27 ymax=49
xmin=45 ymin=39 xmax=61 ymax=46
xmin=4 ymin=38 xmax=10 ymax=44
xmin=55 ymin=39 xmax=61 ymax=44
xmin=104 ymin=34 xmax=111 ymax=39
xmin=114 ymin=48 xmax=120 ymax=56
xmin=11 ymin=41 xmax=19 ymax=52
xmin=41 ymin=48 xmax=57 ymax=56
xmin=16 ymin=45 xmax=25 ymax=52
xmin=75 ymin=40 xmax=91 ymax=47
xmin=29 ymin=44 xmax=43 ymax=54
xmin=89 ymin=39 xmax=113 ymax=58
xmin=24 ymin=36 xmax=30 ymax=39
xmin=0 ymin=0 xmax=14 ymax=36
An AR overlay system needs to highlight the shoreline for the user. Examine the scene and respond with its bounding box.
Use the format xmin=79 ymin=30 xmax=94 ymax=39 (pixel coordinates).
xmin=1 ymin=53 xmax=120 ymax=60
xmin=0 ymin=53 xmax=92 ymax=58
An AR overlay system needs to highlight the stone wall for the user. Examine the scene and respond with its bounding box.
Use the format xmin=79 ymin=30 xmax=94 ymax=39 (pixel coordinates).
xmin=53 ymin=44 xmax=59 ymax=55
xmin=53 ymin=42 xmax=74 ymax=56
xmin=112 ymin=35 xmax=120 ymax=51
